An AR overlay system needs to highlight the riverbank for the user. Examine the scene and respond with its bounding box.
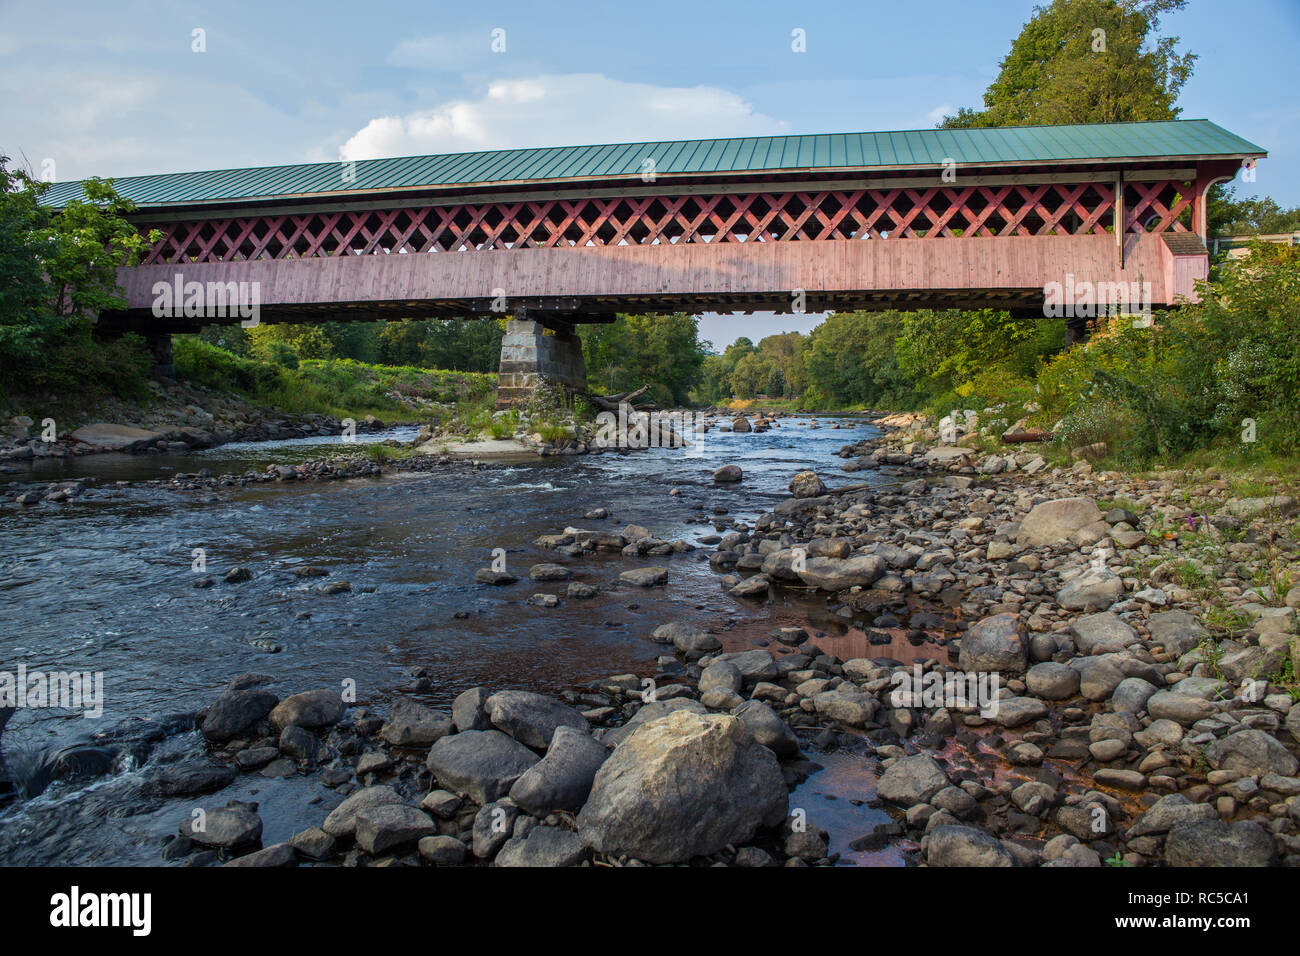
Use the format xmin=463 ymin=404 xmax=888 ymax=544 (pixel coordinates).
xmin=2 ymin=411 xmax=1294 ymax=867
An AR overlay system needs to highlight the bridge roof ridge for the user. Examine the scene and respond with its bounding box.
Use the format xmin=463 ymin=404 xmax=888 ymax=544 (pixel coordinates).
xmin=38 ymin=119 xmax=1266 ymax=211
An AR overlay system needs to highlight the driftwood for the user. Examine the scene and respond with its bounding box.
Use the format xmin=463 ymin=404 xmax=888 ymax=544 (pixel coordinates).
xmin=1001 ymin=430 xmax=1052 ymax=443
xmin=577 ymin=384 xmax=657 ymax=412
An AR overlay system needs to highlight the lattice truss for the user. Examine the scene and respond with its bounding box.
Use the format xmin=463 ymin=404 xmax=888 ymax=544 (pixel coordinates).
xmin=141 ymin=180 xmax=1194 ymax=265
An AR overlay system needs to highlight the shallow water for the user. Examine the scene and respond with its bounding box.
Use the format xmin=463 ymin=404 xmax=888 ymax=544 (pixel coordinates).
xmin=0 ymin=413 xmax=916 ymax=864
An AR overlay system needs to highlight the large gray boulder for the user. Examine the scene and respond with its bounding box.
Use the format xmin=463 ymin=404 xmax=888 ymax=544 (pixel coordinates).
xmin=508 ymin=725 xmax=609 ymax=815
xmin=957 ymin=613 xmax=1028 ymax=675
xmin=425 ymin=730 xmax=540 ymax=803
xmin=576 ymin=712 xmax=787 ymax=864
xmin=486 ymin=690 xmax=590 ymax=750
xmin=1017 ymin=497 xmax=1102 ymax=547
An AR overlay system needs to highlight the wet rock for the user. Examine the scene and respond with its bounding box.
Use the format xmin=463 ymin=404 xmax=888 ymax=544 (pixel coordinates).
xmin=476 ymin=569 xmax=518 ymax=585
xmin=141 ymin=762 xmax=237 ymax=797
xmin=426 ymin=730 xmax=540 ymax=803
xmin=529 ymin=563 xmax=572 ymax=582
xmin=223 ymin=842 xmax=297 ymax=868
xmin=200 ymin=689 xmax=277 ymax=743
xmin=180 ymin=804 xmax=262 ymax=849
xmin=577 ymin=711 xmax=787 ymax=864
xmin=224 ymin=567 xmax=253 ymax=584
xmin=713 ymin=464 xmax=743 ymax=482
xmin=269 ymin=689 xmax=344 ymax=731
xmin=788 ymin=471 xmax=826 ymax=498
xmin=797 ymin=554 xmax=885 ymax=592
xmin=619 ymin=567 xmax=669 ymax=587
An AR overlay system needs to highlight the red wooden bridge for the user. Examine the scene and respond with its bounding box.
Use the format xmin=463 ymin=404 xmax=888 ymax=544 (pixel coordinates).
xmin=44 ymin=119 xmax=1266 ymax=398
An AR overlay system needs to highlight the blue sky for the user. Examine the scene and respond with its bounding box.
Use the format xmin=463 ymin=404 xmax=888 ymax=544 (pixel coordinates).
xmin=2 ymin=0 xmax=1295 ymax=346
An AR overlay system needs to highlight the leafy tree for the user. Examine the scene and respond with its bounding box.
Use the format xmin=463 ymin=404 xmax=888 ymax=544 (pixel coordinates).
xmin=0 ymin=157 xmax=157 ymax=397
xmin=941 ymin=0 xmax=1195 ymax=127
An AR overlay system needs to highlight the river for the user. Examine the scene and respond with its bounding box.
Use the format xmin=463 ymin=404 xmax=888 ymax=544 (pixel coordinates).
xmin=0 ymin=413 xmax=909 ymax=865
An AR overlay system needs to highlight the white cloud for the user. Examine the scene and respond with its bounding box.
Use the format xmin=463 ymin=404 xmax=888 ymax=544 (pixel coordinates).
xmin=340 ymin=73 xmax=788 ymax=160
xmin=926 ymin=102 xmax=955 ymax=126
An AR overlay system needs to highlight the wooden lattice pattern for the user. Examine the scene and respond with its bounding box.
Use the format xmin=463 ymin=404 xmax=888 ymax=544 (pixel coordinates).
xmin=140 ymin=180 xmax=1193 ymax=265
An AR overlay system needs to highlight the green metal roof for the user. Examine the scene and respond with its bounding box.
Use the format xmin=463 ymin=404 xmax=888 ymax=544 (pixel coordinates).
xmin=41 ymin=119 xmax=1265 ymax=211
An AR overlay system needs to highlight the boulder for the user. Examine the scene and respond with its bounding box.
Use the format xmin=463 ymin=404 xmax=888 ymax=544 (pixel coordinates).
xmin=353 ymin=805 xmax=435 ymax=855
xmin=321 ymin=785 xmax=404 ymax=838
xmin=425 ymin=730 xmax=539 ymax=803
xmin=788 ymin=471 xmax=826 ymax=498
xmin=1057 ymin=568 xmax=1125 ymax=611
xmin=269 ymin=689 xmax=345 ymax=732
xmin=486 ymin=690 xmax=590 ymax=750
xmin=957 ymin=613 xmax=1028 ymax=675
xmin=69 ymin=423 xmax=163 ymax=452
xmin=1165 ymin=820 xmax=1276 ymax=867
xmin=180 ymin=805 xmax=262 ymax=849
xmin=495 ymin=826 xmax=590 ymax=867
xmin=1069 ymin=612 xmax=1138 ymax=654
xmin=200 ymin=689 xmax=278 ymax=743
xmin=713 ymin=465 xmax=743 ymax=482
xmin=576 ymin=712 xmax=787 ymax=864
xmin=1016 ymin=497 xmax=1103 ymax=548
xmin=926 ymin=825 xmax=1015 ymax=866
xmin=507 ymin=725 xmax=609 ymax=815
xmin=1205 ymin=728 xmax=1298 ymax=778
xmin=380 ymin=698 xmax=453 ymax=747
xmin=734 ymin=699 xmax=799 ymax=758
xmin=877 ymin=753 xmax=949 ymax=807
xmin=796 ymin=554 xmax=885 ymax=592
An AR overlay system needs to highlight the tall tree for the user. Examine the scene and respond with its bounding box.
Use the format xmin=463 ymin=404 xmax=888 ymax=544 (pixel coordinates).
xmin=942 ymin=0 xmax=1196 ymax=127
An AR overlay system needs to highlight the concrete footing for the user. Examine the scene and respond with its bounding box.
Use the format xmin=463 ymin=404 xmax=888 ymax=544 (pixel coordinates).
xmin=495 ymin=317 xmax=586 ymax=409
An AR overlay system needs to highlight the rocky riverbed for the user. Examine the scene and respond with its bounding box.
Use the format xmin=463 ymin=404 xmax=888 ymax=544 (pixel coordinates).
xmin=1 ymin=412 xmax=1297 ymax=867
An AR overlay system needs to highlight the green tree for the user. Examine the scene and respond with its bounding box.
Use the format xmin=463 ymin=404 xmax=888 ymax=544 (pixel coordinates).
xmin=941 ymin=0 xmax=1195 ymax=127
xmin=0 ymin=157 xmax=157 ymax=397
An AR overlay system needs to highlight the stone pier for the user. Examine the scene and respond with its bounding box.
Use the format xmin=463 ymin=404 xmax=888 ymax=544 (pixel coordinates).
xmin=495 ymin=315 xmax=587 ymax=409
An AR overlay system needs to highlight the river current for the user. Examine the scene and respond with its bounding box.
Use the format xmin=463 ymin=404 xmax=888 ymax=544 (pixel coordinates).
xmin=0 ymin=414 xmax=911 ymax=864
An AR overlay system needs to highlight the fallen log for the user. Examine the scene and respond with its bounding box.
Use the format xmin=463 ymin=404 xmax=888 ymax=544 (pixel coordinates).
xmin=1001 ymin=429 xmax=1052 ymax=443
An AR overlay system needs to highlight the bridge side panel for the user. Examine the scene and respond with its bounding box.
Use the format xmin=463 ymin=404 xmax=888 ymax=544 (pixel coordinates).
xmin=115 ymin=233 xmax=1180 ymax=318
